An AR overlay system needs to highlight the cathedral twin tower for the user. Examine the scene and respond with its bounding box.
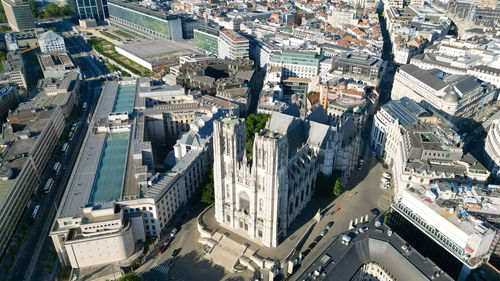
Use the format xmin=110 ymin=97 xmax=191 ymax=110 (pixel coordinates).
xmin=213 ymin=114 xmax=337 ymax=247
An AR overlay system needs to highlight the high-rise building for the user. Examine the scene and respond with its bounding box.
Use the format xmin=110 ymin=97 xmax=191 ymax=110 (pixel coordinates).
xmin=213 ymin=113 xmax=338 ymax=247
xmin=68 ymin=0 xmax=108 ymax=22
xmin=193 ymin=25 xmax=219 ymax=55
xmin=107 ymin=0 xmax=182 ymax=40
xmin=1 ymin=0 xmax=34 ymax=32
xmin=217 ymin=29 xmax=249 ymax=60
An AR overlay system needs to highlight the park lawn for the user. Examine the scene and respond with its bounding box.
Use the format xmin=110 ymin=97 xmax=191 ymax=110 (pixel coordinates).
xmin=88 ymin=37 xmax=153 ymax=77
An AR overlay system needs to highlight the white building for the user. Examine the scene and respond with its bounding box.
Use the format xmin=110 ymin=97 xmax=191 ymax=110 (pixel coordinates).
xmin=213 ymin=113 xmax=338 ymax=247
xmin=485 ymin=117 xmax=500 ymax=179
xmin=392 ymin=64 xmax=498 ymax=123
xmin=38 ymin=30 xmax=66 ymax=53
xmin=218 ymin=29 xmax=249 ymax=60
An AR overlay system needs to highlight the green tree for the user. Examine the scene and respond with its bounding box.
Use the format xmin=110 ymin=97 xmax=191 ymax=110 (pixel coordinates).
xmin=27 ymin=0 xmax=40 ymax=18
xmin=118 ymin=272 xmax=142 ymax=281
xmin=200 ymin=169 xmax=214 ymax=205
xmin=245 ymin=113 xmax=270 ymax=159
xmin=44 ymin=263 xmax=52 ymax=273
xmin=333 ymin=177 xmax=342 ymax=196
xmin=0 ymin=4 xmax=7 ymax=22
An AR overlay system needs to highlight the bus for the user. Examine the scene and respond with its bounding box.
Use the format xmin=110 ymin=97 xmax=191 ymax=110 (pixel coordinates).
xmin=31 ymin=205 xmax=40 ymax=220
xmin=82 ymin=102 xmax=88 ymax=110
xmin=44 ymin=178 xmax=54 ymax=193
xmin=61 ymin=143 xmax=69 ymax=153
xmin=53 ymin=162 xmax=61 ymax=174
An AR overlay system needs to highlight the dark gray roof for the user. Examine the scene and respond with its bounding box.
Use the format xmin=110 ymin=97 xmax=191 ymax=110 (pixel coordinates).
xmin=453 ymin=76 xmax=479 ymax=97
xmin=399 ymin=64 xmax=447 ymax=91
xmin=306 ymin=107 xmax=329 ymax=125
xmin=292 ymin=223 xmax=453 ymax=281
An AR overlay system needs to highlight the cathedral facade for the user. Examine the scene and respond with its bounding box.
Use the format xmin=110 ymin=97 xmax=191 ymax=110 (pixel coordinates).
xmin=213 ymin=113 xmax=338 ymax=247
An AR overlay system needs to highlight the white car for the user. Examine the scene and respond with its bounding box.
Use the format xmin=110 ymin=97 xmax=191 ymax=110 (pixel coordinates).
xmin=170 ymin=228 xmax=177 ymax=237
xmin=381 ymin=178 xmax=389 ymax=184
xmin=380 ymin=183 xmax=388 ymax=189
xmin=382 ymin=173 xmax=392 ymax=179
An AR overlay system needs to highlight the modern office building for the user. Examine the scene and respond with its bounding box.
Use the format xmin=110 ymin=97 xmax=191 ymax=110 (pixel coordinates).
xmin=485 ymin=117 xmax=500 ymax=180
xmin=269 ymin=50 xmax=321 ymax=79
xmin=1 ymin=0 xmax=34 ymax=32
xmin=217 ymin=29 xmax=249 ymax=60
xmin=330 ymin=52 xmax=384 ymax=86
xmin=67 ymin=0 xmax=108 ymax=22
xmin=391 ymin=185 xmax=497 ymax=280
xmin=38 ymin=30 xmax=66 ymax=53
xmin=107 ymin=0 xmax=182 ymax=40
xmin=213 ymin=113 xmax=339 ymax=247
xmin=193 ymin=25 xmax=219 ymax=55
xmin=392 ymin=64 xmax=499 ymax=123
xmin=0 ymin=107 xmax=65 ymax=257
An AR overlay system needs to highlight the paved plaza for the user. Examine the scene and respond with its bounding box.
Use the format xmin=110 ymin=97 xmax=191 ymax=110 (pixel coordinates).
xmin=139 ymin=155 xmax=392 ymax=280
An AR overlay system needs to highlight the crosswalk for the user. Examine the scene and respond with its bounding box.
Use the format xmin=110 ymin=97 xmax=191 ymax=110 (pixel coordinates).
xmin=153 ymin=264 xmax=171 ymax=274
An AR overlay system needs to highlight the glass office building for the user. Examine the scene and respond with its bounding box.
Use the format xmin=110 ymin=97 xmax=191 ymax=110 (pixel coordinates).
xmin=193 ymin=25 xmax=219 ymax=55
xmin=68 ymin=0 xmax=108 ymax=22
xmin=107 ymin=0 xmax=182 ymax=40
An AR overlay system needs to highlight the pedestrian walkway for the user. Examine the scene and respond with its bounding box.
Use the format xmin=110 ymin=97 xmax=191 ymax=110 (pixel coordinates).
xmin=153 ymin=264 xmax=171 ymax=274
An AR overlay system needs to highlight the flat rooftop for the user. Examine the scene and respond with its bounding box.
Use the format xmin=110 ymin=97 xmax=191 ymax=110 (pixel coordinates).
xmin=116 ymin=40 xmax=202 ymax=62
xmin=58 ymin=81 xmax=136 ymax=218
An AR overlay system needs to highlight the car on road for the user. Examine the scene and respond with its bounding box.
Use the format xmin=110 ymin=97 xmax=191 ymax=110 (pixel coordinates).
xmin=320 ymin=229 xmax=328 ymax=236
xmin=172 ymin=248 xmax=181 ymax=257
xmin=326 ymin=221 xmax=334 ymax=229
xmin=341 ymin=235 xmax=352 ymax=245
xmin=158 ymin=243 xmax=168 ymax=254
xmin=382 ymin=172 xmax=391 ymax=179
xmin=170 ymin=228 xmax=177 ymax=237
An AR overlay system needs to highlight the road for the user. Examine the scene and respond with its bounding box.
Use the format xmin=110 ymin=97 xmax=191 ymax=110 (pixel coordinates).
xmin=5 ymin=20 xmax=108 ymax=280
xmin=6 ymin=79 xmax=103 ymax=281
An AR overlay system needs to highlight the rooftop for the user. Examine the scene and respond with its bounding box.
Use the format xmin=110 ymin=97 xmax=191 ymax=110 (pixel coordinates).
xmin=116 ymin=40 xmax=202 ymax=62
xmin=292 ymin=223 xmax=452 ymax=281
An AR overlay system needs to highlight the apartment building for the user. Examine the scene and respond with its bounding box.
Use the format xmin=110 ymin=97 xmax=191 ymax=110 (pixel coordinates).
xmin=193 ymin=24 xmax=220 ymax=55
xmin=268 ymin=50 xmax=321 ymax=79
xmin=485 ymin=117 xmax=500 ymax=179
xmin=0 ymin=107 xmax=65 ymax=257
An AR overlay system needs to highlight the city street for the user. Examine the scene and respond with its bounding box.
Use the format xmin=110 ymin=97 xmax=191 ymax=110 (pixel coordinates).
xmin=6 ymin=79 xmax=103 ymax=281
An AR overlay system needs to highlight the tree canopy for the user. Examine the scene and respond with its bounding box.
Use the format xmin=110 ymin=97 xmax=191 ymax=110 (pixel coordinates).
xmin=245 ymin=113 xmax=270 ymax=160
xmin=200 ymin=169 xmax=214 ymax=205
xmin=117 ymin=272 xmax=142 ymax=281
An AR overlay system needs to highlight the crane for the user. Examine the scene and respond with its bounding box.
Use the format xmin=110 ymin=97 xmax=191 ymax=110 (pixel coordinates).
xmin=19 ymin=44 xmax=39 ymax=54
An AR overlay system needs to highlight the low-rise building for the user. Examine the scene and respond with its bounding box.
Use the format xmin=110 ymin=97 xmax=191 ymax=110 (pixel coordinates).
xmin=485 ymin=116 xmax=500 ymax=179
xmin=38 ymin=30 xmax=66 ymax=53
xmin=8 ymin=72 xmax=80 ymax=126
xmin=2 ymin=52 xmax=27 ymax=89
xmin=37 ymin=52 xmax=81 ymax=79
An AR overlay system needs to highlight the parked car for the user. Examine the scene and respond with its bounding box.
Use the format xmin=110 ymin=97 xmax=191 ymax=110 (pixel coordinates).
xmin=172 ymin=248 xmax=181 ymax=257
xmin=383 ymin=172 xmax=392 ymax=179
xmin=326 ymin=221 xmax=334 ymax=229
xmin=380 ymin=183 xmax=388 ymax=189
xmin=158 ymin=243 xmax=168 ymax=254
xmin=320 ymin=229 xmax=328 ymax=236
xmin=170 ymin=228 xmax=177 ymax=237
